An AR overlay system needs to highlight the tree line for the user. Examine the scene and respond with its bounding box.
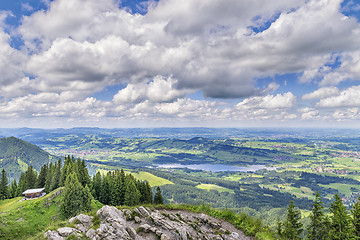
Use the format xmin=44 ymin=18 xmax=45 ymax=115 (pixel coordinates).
xmin=0 ymin=155 xmax=163 ymax=217
xmin=278 ymin=192 xmax=360 ymax=240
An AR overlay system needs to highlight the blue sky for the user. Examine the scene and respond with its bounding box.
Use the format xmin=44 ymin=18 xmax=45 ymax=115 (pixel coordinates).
xmin=0 ymin=0 xmax=360 ymax=128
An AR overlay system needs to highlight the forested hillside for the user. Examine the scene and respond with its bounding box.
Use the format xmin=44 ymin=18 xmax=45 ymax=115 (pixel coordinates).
xmin=0 ymin=137 xmax=55 ymax=180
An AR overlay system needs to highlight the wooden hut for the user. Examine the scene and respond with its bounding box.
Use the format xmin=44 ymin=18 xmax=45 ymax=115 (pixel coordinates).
xmin=22 ymin=188 xmax=46 ymax=199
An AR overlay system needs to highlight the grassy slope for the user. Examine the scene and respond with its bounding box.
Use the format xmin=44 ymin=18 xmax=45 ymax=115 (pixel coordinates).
xmin=0 ymin=189 xmax=63 ymax=240
xmin=196 ymin=183 xmax=234 ymax=193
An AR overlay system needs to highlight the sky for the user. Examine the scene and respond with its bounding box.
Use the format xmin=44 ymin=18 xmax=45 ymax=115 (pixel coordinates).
xmin=0 ymin=0 xmax=360 ymax=128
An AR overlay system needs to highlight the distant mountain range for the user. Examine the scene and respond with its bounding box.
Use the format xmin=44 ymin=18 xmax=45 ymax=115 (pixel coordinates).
xmin=0 ymin=137 xmax=55 ymax=180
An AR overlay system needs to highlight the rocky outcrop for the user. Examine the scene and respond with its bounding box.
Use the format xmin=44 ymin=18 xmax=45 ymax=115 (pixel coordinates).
xmin=44 ymin=205 xmax=252 ymax=240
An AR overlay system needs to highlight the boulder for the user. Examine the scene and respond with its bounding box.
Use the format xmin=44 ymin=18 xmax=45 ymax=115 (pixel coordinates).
xmin=138 ymin=206 xmax=150 ymax=217
xmin=86 ymin=228 xmax=97 ymax=240
xmin=69 ymin=214 xmax=93 ymax=225
xmin=126 ymin=226 xmax=137 ymax=239
xmin=97 ymin=205 xmax=125 ymax=224
xmin=44 ymin=230 xmax=65 ymax=240
xmin=134 ymin=216 xmax=141 ymax=223
xmin=139 ymin=224 xmax=151 ymax=233
xmin=57 ymin=227 xmax=80 ymax=237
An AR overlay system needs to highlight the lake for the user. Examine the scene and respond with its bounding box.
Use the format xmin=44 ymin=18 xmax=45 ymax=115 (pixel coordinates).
xmin=155 ymin=163 xmax=276 ymax=172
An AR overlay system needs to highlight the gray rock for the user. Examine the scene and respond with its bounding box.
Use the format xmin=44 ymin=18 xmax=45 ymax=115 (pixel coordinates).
xmin=177 ymin=227 xmax=188 ymax=240
xmin=139 ymin=224 xmax=151 ymax=233
xmin=44 ymin=230 xmax=65 ymax=240
xmin=97 ymin=205 xmax=125 ymax=224
xmin=160 ymin=234 xmax=169 ymax=240
xmin=133 ymin=207 xmax=141 ymax=216
xmin=123 ymin=209 xmax=131 ymax=215
xmin=57 ymin=227 xmax=80 ymax=237
xmin=126 ymin=226 xmax=137 ymax=239
xmin=134 ymin=216 xmax=141 ymax=223
xmin=16 ymin=218 xmax=24 ymax=222
xmin=69 ymin=214 xmax=93 ymax=225
xmin=86 ymin=228 xmax=97 ymax=240
xmin=138 ymin=206 xmax=150 ymax=217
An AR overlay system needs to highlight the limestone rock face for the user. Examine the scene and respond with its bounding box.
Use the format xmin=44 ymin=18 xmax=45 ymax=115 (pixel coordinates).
xmin=44 ymin=230 xmax=65 ymax=240
xmin=44 ymin=205 xmax=251 ymax=240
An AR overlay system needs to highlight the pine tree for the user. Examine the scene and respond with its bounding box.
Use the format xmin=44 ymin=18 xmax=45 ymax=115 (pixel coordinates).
xmin=153 ymin=186 xmax=164 ymax=204
xmin=82 ymin=185 xmax=93 ymax=212
xmin=111 ymin=171 xmax=123 ymax=206
xmin=9 ymin=180 xmax=17 ymax=198
xmin=59 ymin=156 xmax=74 ymax=187
xmin=283 ymin=200 xmax=303 ymax=240
xmin=140 ymin=181 xmax=152 ymax=204
xmin=36 ymin=164 xmax=48 ymax=188
xmin=60 ymin=172 xmax=92 ymax=217
xmin=276 ymin=217 xmax=283 ymax=237
xmin=100 ymin=173 xmax=111 ymax=205
xmin=123 ymin=176 xmax=140 ymax=206
xmin=92 ymin=172 xmax=102 ymax=200
xmin=25 ymin=166 xmax=37 ymax=189
xmin=0 ymin=169 xmax=8 ymax=200
xmin=307 ymin=192 xmax=328 ymax=240
xmin=16 ymin=172 xmax=26 ymax=196
xmin=352 ymin=195 xmax=360 ymax=238
xmin=330 ymin=194 xmax=353 ymax=240
xmin=75 ymin=158 xmax=90 ymax=187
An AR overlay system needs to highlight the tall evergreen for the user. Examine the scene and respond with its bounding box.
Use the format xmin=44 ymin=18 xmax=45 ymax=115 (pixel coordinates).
xmin=123 ymin=176 xmax=140 ymax=206
xmin=140 ymin=181 xmax=153 ymax=204
xmin=352 ymin=195 xmax=360 ymax=238
xmin=330 ymin=194 xmax=353 ymax=240
xmin=92 ymin=171 xmax=102 ymax=200
xmin=9 ymin=180 xmax=17 ymax=198
xmin=0 ymin=169 xmax=8 ymax=200
xmin=16 ymin=172 xmax=26 ymax=196
xmin=36 ymin=164 xmax=48 ymax=188
xmin=153 ymin=186 xmax=164 ymax=204
xmin=60 ymin=156 xmax=74 ymax=187
xmin=307 ymin=192 xmax=328 ymax=240
xmin=60 ymin=172 xmax=92 ymax=218
xmin=283 ymin=200 xmax=303 ymax=240
xmin=100 ymin=173 xmax=111 ymax=205
xmin=76 ymin=158 xmax=90 ymax=187
xmin=24 ymin=166 xmax=37 ymax=189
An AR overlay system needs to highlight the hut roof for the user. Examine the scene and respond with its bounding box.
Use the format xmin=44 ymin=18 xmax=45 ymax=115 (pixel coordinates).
xmin=22 ymin=188 xmax=45 ymax=195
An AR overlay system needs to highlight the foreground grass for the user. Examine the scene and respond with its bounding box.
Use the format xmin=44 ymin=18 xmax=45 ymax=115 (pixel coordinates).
xmin=0 ymin=188 xmax=66 ymax=240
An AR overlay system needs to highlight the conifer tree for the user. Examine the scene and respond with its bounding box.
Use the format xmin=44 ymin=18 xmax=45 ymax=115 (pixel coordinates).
xmin=36 ymin=164 xmax=48 ymax=188
xmin=124 ymin=176 xmax=140 ymax=206
xmin=82 ymin=185 xmax=93 ymax=212
xmin=111 ymin=171 xmax=123 ymax=206
xmin=9 ymin=180 xmax=17 ymax=198
xmin=283 ymin=200 xmax=303 ymax=240
xmin=276 ymin=217 xmax=283 ymax=237
xmin=16 ymin=172 xmax=26 ymax=196
xmin=0 ymin=169 xmax=8 ymax=200
xmin=60 ymin=172 xmax=92 ymax=217
xmin=153 ymin=186 xmax=164 ymax=204
xmin=25 ymin=166 xmax=37 ymax=189
xmin=307 ymin=192 xmax=328 ymax=240
xmin=60 ymin=156 xmax=74 ymax=186
xmin=100 ymin=173 xmax=111 ymax=205
xmin=92 ymin=172 xmax=102 ymax=200
xmin=140 ymin=181 xmax=152 ymax=204
xmin=330 ymin=194 xmax=353 ymax=240
xmin=352 ymin=195 xmax=360 ymax=238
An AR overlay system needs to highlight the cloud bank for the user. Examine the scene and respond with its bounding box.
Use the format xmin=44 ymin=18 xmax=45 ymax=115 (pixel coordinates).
xmin=0 ymin=0 xmax=360 ymax=127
